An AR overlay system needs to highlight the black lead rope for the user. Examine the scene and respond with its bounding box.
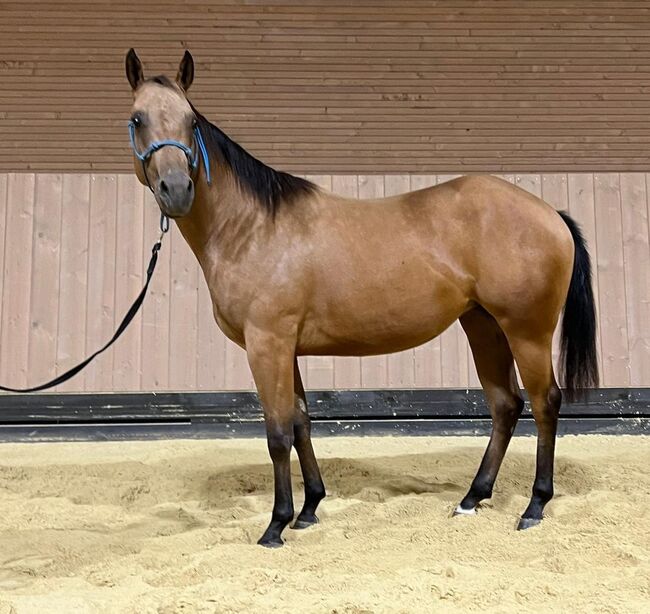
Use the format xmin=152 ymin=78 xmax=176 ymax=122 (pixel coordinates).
xmin=0 ymin=215 xmax=169 ymax=394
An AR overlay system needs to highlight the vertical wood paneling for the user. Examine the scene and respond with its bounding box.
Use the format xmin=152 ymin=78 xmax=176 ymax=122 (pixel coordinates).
xmin=56 ymin=175 xmax=90 ymax=392
xmin=140 ymin=195 xmax=171 ymax=390
xmin=332 ymin=175 xmax=362 ymax=389
xmin=28 ymin=174 xmax=62 ymax=385
xmin=197 ymin=271 xmax=226 ymax=390
xmin=112 ymin=176 xmax=144 ymax=391
xmin=358 ymin=174 xmax=388 ymax=389
xmin=304 ymin=174 xmax=335 ymax=390
xmin=224 ymin=341 xmax=253 ymax=391
xmin=1 ymin=172 xmax=648 ymax=393
xmin=567 ymin=173 xmax=603 ymax=383
xmin=0 ymin=175 xmax=7 ymax=366
xmin=516 ymin=174 xmax=542 ymax=198
xmin=541 ymin=174 xmax=569 ymax=211
xmin=0 ymin=174 xmax=35 ymax=387
xmin=594 ymin=174 xmax=630 ymax=387
xmin=410 ymin=174 xmax=443 ymax=389
xmin=620 ymin=174 xmax=650 ymax=386
xmin=168 ymin=225 xmax=199 ymax=390
xmin=84 ymin=174 xmax=118 ymax=391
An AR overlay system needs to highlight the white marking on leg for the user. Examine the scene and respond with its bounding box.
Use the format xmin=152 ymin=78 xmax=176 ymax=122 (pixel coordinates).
xmin=454 ymin=504 xmax=477 ymax=516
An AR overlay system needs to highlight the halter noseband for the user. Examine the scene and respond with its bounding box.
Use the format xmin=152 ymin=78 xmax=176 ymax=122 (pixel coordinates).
xmin=128 ymin=120 xmax=212 ymax=191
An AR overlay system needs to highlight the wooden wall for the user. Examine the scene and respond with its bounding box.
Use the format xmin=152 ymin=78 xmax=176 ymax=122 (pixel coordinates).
xmin=3 ymin=1 xmax=650 ymax=173
xmin=1 ymin=172 xmax=648 ymax=392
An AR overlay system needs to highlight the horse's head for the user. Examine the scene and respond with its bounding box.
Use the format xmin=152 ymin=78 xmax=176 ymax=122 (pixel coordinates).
xmin=125 ymin=49 xmax=203 ymax=218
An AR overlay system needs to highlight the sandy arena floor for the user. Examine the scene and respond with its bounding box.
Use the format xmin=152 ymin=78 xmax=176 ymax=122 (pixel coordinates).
xmin=0 ymin=434 xmax=647 ymax=613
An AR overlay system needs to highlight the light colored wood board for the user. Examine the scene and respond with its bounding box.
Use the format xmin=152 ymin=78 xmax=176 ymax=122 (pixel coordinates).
xmin=197 ymin=270 xmax=226 ymax=390
xmin=468 ymin=347 xmax=481 ymax=388
xmin=112 ymin=175 xmax=144 ymax=391
xmin=0 ymin=174 xmax=35 ymax=387
xmin=304 ymin=174 xmax=335 ymax=390
xmin=593 ymin=173 xmax=629 ymax=387
xmin=224 ymin=341 xmax=254 ymax=391
xmin=410 ymin=174 xmax=442 ymax=388
xmin=297 ymin=356 xmax=309 ymax=390
xmin=56 ymin=175 xmax=90 ymax=391
xmin=331 ymin=174 xmax=362 ymax=389
xmin=410 ymin=175 xmax=436 ymax=193
xmin=84 ymin=174 xmax=118 ymax=391
xmin=358 ymin=174 xmax=388 ymax=387
xmin=621 ymin=173 xmax=650 ymax=386
xmin=384 ymin=174 xmax=416 ymax=388
xmin=567 ymin=173 xmax=602 ymax=382
xmin=440 ymin=320 xmax=470 ymax=388
xmin=168 ymin=224 xmax=200 ymax=391
xmin=140 ymin=194 xmax=172 ymax=390
xmin=541 ymin=174 xmax=569 ymax=211
xmin=435 ymin=174 xmax=462 ymax=188
xmin=515 ymin=174 xmax=542 ymax=198
xmin=28 ymin=174 xmax=62 ymax=384
xmin=0 ymin=174 xmax=7 ymax=363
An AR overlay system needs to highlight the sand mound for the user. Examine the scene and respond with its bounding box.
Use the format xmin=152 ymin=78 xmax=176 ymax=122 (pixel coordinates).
xmin=0 ymin=435 xmax=647 ymax=613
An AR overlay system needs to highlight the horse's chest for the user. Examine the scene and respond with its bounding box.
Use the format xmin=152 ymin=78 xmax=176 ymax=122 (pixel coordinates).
xmin=207 ymin=276 xmax=250 ymax=347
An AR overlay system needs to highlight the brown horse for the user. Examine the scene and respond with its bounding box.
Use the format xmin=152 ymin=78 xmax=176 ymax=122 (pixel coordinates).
xmin=125 ymin=50 xmax=598 ymax=547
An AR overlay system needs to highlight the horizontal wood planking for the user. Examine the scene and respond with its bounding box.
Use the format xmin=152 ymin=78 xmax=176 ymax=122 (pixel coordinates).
xmin=3 ymin=2 xmax=650 ymax=172
xmin=1 ymin=171 xmax=648 ymax=392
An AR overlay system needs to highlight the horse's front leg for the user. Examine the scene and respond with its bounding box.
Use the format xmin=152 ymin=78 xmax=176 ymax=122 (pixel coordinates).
xmin=246 ymin=328 xmax=297 ymax=547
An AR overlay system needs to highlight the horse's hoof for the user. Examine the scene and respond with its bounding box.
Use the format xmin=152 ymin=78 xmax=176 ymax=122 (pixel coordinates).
xmin=257 ymin=536 xmax=284 ymax=548
xmin=452 ymin=504 xmax=477 ymax=517
xmin=291 ymin=515 xmax=319 ymax=530
xmin=517 ymin=516 xmax=542 ymax=531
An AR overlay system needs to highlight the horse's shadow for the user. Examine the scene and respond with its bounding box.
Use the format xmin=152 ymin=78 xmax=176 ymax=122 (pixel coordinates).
xmin=197 ymin=447 xmax=602 ymax=509
xmin=0 ymin=445 xmax=602 ymax=512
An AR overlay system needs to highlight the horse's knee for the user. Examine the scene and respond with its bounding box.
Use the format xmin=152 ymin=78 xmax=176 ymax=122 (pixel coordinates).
xmin=493 ymin=390 xmax=524 ymax=432
xmin=266 ymin=424 xmax=293 ymax=460
xmin=548 ymin=384 xmax=562 ymax=414
xmin=530 ymin=383 xmax=562 ymax=424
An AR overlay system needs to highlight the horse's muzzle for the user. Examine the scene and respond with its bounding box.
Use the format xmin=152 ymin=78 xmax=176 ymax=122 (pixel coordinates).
xmin=157 ymin=172 xmax=194 ymax=217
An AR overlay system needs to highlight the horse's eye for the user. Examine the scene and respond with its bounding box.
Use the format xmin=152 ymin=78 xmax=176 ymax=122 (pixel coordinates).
xmin=191 ymin=118 xmax=197 ymax=129
xmin=131 ymin=115 xmax=142 ymax=127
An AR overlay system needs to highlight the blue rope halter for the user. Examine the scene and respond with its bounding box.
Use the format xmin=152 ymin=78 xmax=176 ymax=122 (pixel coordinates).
xmin=128 ymin=120 xmax=211 ymax=188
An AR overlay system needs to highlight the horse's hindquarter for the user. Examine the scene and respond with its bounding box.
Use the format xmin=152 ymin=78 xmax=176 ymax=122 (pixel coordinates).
xmin=295 ymin=175 xmax=574 ymax=356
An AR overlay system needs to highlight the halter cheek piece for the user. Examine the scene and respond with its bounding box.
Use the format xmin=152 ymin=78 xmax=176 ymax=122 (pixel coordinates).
xmin=127 ymin=120 xmax=212 ymax=193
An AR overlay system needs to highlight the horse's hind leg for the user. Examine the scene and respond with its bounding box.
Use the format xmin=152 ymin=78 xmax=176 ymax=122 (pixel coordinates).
xmin=504 ymin=328 xmax=561 ymax=530
xmin=291 ymin=359 xmax=326 ymax=529
xmin=454 ymin=307 xmax=524 ymax=515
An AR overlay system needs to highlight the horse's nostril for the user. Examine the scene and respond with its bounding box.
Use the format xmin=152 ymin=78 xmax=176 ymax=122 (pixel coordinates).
xmin=160 ymin=180 xmax=169 ymax=194
xmin=187 ymin=180 xmax=193 ymax=192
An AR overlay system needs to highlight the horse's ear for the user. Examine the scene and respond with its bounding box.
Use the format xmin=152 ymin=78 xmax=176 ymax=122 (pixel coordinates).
xmin=176 ymin=50 xmax=194 ymax=92
xmin=125 ymin=48 xmax=144 ymax=90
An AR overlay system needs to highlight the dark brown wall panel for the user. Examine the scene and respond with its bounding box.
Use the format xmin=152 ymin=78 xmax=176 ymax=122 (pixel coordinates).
xmin=2 ymin=1 xmax=650 ymax=172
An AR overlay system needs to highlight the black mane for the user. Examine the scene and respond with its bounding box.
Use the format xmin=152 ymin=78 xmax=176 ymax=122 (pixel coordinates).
xmin=191 ymin=105 xmax=317 ymax=215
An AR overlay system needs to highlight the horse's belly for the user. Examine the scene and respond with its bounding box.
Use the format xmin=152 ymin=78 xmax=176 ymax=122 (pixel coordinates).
xmin=297 ymin=274 xmax=469 ymax=356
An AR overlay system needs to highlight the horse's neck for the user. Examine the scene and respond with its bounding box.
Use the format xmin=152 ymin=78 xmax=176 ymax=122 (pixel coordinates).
xmin=174 ymin=170 xmax=266 ymax=270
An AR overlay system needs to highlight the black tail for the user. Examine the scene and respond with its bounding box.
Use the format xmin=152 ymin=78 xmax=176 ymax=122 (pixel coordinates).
xmin=558 ymin=212 xmax=599 ymax=401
